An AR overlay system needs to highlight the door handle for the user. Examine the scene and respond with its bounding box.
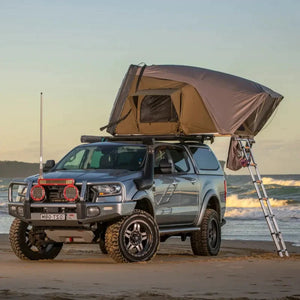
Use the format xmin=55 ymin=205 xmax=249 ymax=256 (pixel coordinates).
xmin=172 ymin=181 xmax=178 ymax=186
xmin=190 ymin=179 xmax=197 ymax=185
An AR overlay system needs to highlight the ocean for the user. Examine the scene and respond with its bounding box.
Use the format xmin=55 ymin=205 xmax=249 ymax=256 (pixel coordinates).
xmin=0 ymin=175 xmax=299 ymax=246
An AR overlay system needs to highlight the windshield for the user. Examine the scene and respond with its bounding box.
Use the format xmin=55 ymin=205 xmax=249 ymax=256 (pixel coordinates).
xmin=55 ymin=144 xmax=147 ymax=171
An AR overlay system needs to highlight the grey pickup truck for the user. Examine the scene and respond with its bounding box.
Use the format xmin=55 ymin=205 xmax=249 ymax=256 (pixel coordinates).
xmin=8 ymin=135 xmax=226 ymax=263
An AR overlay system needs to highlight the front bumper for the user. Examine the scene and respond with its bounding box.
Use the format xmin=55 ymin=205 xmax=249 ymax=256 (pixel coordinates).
xmin=8 ymin=180 xmax=136 ymax=227
xmin=8 ymin=201 xmax=136 ymax=226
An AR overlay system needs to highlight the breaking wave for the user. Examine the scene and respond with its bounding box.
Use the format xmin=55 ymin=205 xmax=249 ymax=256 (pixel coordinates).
xmin=262 ymin=177 xmax=300 ymax=187
xmin=226 ymin=194 xmax=289 ymax=208
xmin=225 ymin=206 xmax=300 ymax=220
xmin=225 ymin=195 xmax=300 ymax=220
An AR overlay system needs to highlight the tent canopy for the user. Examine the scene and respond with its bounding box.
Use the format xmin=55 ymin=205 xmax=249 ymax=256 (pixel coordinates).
xmin=106 ymin=64 xmax=283 ymax=137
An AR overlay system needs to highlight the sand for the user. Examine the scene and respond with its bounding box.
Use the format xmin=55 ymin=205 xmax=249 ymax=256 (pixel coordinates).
xmin=0 ymin=234 xmax=299 ymax=300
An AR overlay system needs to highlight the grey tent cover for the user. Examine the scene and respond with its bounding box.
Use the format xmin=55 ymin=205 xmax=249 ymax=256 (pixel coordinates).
xmin=106 ymin=64 xmax=283 ymax=137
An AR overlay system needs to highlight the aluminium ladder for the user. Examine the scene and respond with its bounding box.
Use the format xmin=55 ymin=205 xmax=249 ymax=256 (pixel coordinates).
xmin=236 ymin=138 xmax=289 ymax=257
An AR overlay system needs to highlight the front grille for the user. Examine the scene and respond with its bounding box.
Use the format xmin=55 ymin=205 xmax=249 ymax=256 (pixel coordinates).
xmin=29 ymin=184 xmax=96 ymax=203
xmin=46 ymin=186 xmax=66 ymax=202
xmin=30 ymin=185 xmax=82 ymax=203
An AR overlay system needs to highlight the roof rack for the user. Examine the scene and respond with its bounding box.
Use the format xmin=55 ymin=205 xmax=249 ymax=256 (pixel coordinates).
xmin=80 ymin=134 xmax=214 ymax=144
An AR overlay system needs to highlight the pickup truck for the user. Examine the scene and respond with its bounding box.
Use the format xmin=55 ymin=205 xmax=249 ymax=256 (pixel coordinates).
xmin=8 ymin=135 xmax=226 ymax=263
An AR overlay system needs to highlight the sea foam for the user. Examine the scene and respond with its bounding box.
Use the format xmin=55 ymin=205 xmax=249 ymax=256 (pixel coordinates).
xmin=262 ymin=177 xmax=300 ymax=187
xmin=226 ymin=194 xmax=289 ymax=208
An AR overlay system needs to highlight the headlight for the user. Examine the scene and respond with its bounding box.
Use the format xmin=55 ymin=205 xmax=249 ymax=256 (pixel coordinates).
xmin=16 ymin=186 xmax=27 ymax=202
xmin=93 ymin=184 xmax=122 ymax=196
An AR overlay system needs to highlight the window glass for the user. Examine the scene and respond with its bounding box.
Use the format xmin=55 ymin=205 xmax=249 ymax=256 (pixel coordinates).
xmin=89 ymin=149 xmax=103 ymax=169
xmin=189 ymin=147 xmax=219 ymax=170
xmin=55 ymin=145 xmax=146 ymax=171
xmin=63 ymin=149 xmax=86 ymax=169
xmin=169 ymin=148 xmax=190 ymax=173
xmin=140 ymin=95 xmax=178 ymax=123
xmin=154 ymin=147 xmax=168 ymax=168
xmin=154 ymin=147 xmax=169 ymax=174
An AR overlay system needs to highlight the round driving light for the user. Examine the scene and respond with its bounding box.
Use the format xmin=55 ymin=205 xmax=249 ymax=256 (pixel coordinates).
xmin=63 ymin=185 xmax=79 ymax=201
xmin=30 ymin=185 xmax=45 ymax=201
xmin=86 ymin=206 xmax=101 ymax=217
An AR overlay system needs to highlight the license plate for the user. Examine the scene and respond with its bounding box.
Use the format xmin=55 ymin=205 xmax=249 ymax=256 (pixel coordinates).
xmin=40 ymin=213 xmax=65 ymax=220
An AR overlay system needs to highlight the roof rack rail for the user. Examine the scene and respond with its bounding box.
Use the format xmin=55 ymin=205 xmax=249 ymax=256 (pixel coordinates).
xmin=80 ymin=134 xmax=214 ymax=144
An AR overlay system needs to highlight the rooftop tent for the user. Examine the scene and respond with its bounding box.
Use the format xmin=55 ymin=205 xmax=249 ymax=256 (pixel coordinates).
xmin=105 ymin=64 xmax=283 ymax=137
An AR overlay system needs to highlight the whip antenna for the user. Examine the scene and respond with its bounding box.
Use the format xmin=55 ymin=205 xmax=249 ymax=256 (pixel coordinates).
xmin=39 ymin=92 xmax=43 ymax=179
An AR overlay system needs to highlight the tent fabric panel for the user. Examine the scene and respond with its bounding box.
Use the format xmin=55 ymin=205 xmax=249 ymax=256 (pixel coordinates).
xmin=134 ymin=88 xmax=178 ymax=96
xmin=114 ymin=98 xmax=139 ymax=134
xmin=107 ymin=65 xmax=139 ymax=134
xmin=141 ymin=65 xmax=283 ymax=136
xmin=138 ymin=76 xmax=186 ymax=91
xmin=180 ymin=85 xmax=217 ymax=134
xmin=210 ymin=92 xmax=267 ymax=136
xmin=143 ymin=66 xmax=267 ymax=135
xmin=114 ymin=75 xmax=185 ymax=134
xmin=138 ymin=122 xmax=179 ymax=135
xmin=242 ymin=95 xmax=282 ymax=135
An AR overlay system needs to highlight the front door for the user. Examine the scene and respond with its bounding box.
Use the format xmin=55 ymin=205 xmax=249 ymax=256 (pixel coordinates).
xmin=154 ymin=145 xmax=199 ymax=226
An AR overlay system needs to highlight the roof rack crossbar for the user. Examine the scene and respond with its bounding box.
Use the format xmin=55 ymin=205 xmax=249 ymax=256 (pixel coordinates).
xmin=81 ymin=135 xmax=214 ymax=144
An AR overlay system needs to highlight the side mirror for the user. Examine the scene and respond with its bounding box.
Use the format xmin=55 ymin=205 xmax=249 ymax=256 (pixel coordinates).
xmin=43 ymin=160 xmax=55 ymax=172
xmin=159 ymin=159 xmax=173 ymax=174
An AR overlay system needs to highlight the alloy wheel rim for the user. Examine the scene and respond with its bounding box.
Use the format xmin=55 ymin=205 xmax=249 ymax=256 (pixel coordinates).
xmin=123 ymin=219 xmax=153 ymax=257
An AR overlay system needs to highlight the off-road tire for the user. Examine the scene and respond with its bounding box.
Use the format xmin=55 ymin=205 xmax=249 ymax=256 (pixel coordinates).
xmin=191 ymin=209 xmax=221 ymax=256
xmin=105 ymin=209 xmax=159 ymax=263
xmin=99 ymin=231 xmax=108 ymax=254
xmin=9 ymin=218 xmax=63 ymax=260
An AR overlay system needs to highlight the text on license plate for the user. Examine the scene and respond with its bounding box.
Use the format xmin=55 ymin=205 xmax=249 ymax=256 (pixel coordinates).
xmin=40 ymin=213 xmax=65 ymax=220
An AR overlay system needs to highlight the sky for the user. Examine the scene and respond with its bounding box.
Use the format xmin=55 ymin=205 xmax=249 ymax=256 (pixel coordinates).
xmin=0 ymin=0 xmax=299 ymax=174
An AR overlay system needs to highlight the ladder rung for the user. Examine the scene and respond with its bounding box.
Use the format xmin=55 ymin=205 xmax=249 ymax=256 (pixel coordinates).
xmin=270 ymin=231 xmax=281 ymax=236
xmin=250 ymin=163 xmax=257 ymax=167
xmin=254 ymin=180 xmax=262 ymax=184
xmin=265 ymin=214 xmax=275 ymax=219
xmin=259 ymin=197 xmax=268 ymax=201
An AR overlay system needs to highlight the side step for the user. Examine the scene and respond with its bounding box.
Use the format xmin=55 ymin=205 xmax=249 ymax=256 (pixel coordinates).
xmin=159 ymin=227 xmax=200 ymax=236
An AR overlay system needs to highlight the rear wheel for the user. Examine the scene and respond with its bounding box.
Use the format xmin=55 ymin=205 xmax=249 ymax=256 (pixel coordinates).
xmin=191 ymin=209 xmax=221 ymax=256
xmin=105 ymin=210 xmax=159 ymax=263
xmin=9 ymin=218 xmax=63 ymax=260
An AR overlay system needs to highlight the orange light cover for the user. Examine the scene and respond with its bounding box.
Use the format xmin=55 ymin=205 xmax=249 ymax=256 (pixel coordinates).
xmin=38 ymin=178 xmax=75 ymax=186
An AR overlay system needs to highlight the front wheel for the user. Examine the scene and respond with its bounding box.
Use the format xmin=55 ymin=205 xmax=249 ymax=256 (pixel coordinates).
xmin=99 ymin=230 xmax=108 ymax=254
xmin=9 ymin=218 xmax=63 ymax=260
xmin=190 ymin=209 xmax=221 ymax=256
xmin=105 ymin=210 xmax=159 ymax=263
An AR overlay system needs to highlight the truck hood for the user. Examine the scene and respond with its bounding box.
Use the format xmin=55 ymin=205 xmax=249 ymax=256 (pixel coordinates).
xmin=26 ymin=169 xmax=142 ymax=184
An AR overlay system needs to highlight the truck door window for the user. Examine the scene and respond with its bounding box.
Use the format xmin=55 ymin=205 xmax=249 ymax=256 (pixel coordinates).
xmin=154 ymin=147 xmax=169 ymax=174
xmin=189 ymin=147 xmax=219 ymax=170
xmin=63 ymin=149 xmax=86 ymax=170
xmin=168 ymin=147 xmax=190 ymax=173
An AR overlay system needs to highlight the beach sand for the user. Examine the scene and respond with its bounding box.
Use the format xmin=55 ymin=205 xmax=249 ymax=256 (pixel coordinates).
xmin=0 ymin=234 xmax=299 ymax=299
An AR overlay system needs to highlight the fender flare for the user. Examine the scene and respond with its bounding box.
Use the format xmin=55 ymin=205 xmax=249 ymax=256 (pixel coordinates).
xmin=131 ymin=190 xmax=156 ymax=218
xmin=195 ymin=189 xmax=221 ymax=227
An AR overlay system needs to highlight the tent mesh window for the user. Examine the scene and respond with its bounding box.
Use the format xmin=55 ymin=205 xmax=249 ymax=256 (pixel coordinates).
xmin=140 ymin=95 xmax=178 ymax=123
